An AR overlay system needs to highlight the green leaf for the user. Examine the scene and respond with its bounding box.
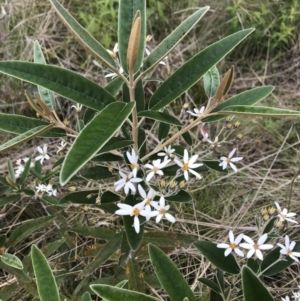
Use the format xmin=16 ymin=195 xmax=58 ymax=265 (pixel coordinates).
xmin=60 ymin=102 xmax=134 ymax=185
xmin=0 ymin=61 xmax=116 ymax=111
xmin=98 ymin=137 xmax=133 ymax=154
xmin=242 ymin=266 xmax=274 ymax=301
xmin=105 ymin=77 xmax=124 ymax=96
xmin=149 ymin=29 xmax=254 ymax=111
xmin=34 ymin=41 xmax=56 ymax=111
xmin=42 ymin=195 xmax=67 ymax=207
xmin=203 ymin=160 xmax=228 ymax=174
xmin=0 ymin=186 xmax=10 ymax=197
xmin=83 ymin=107 xmax=96 ymax=125
xmin=115 ymin=280 xmax=128 ymax=288
xmin=198 ymin=278 xmax=221 ymax=294
xmin=127 ymin=258 xmax=145 ymax=293
xmin=165 ymin=190 xmax=192 ymax=202
xmin=81 ymin=292 xmax=92 ymax=301
xmin=0 ymin=194 xmax=21 ymax=207
xmin=203 ymin=86 xmax=274 ymax=122
xmin=60 ymin=190 xmax=99 ymax=204
xmin=123 ymin=195 xmax=144 ymax=251
xmin=79 ymin=166 xmax=114 ymax=180
xmin=7 ymin=158 xmax=15 ymax=182
xmin=263 ymin=217 xmax=278 ymax=234
xmin=70 ymin=226 xmax=115 ymax=240
xmin=91 ymin=284 xmax=158 ymax=301
xmin=193 ymin=241 xmax=240 ymax=274
xmin=31 ymin=245 xmax=60 ymax=301
xmin=7 ymin=215 xmax=56 ymax=246
xmin=19 ymin=156 xmax=32 ymax=185
xmin=0 ymin=234 xmax=6 ymax=247
xmin=149 ymin=244 xmax=196 ymax=301
xmin=0 ymin=113 xmax=65 ymax=137
xmin=118 ymin=0 xmax=146 ymax=73
xmin=138 ymin=110 xmax=182 ymax=126
xmin=76 ymin=232 xmax=123 ymax=280
xmin=261 ymin=241 xmax=300 ymax=276
xmin=92 ymin=153 xmax=123 ymax=162
xmin=220 ymin=105 xmax=300 ymax=117
xmin=49 ymin=0 xmax=117 ymax=71
xmin=143 ymin=7 xmax=209 ymax=71
xmin=158 ymin=109 xmax=171 ymax=141
xmin=0 ymin=125 xmax=53 ymax=152
xmin=1 ymin=253 xmax=23 ymax=270
xmin=247 ymin=258 xmax=260 ymax=274
xmin=203 ymin=65 xmax=220 ymax=98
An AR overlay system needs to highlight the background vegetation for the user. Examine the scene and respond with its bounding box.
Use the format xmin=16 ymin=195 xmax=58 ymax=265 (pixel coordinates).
xmin=0 ymin=0 xmax=300 ymax=300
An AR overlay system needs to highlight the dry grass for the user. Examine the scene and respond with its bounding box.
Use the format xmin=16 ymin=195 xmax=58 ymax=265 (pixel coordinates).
xmin=0 ymin=0 xmax=300 ymax=300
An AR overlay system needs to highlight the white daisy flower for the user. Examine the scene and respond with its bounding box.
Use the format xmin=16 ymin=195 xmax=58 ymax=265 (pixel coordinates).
xmin=114 ymin=171 xmax=142 ymax=194
xmin=217 ymin=230 xmax=244 ymax=257
xmin=277 ymin=235 xmax=300 ymax=262
xmin=239 ymin=234 xmax=273 ymax=260
xmin=115 ymin=201 xmax=155 ymax=233
xmin=138 ymin=184 xmax=157 ymax=213
xmin=152 ymin=196 xmax=176 ymax=224
xmin=56 ymin=141 xmax=68 ymax=154
xmin=281 ymin=296 xmax=290 ymax=301
xmin=144 ymin=159 xmax=170 ymax=182
xmin=127 ymin=149 xmax=139 ymax=177
xmin=219 ymin=148 xmax=243 ymax=172
xmin=35 ymin=144 xmax=50 ymax=165
xmin=157 ymin=146 xmax=176 ymax=161
xmin=107 ymin=43 xmax=119 ymax=58
xmin=187 ymin=106 xmax=205 ymax=117
xmin=46 ymin=184 xmax=57 ymax=197
xmin=274 ymin=202 xmax=298 ymax=224
xmin=174 ymin=149 xmax=203 ymax=181
xmin=35 ymin=184 xmax=47 ymax=194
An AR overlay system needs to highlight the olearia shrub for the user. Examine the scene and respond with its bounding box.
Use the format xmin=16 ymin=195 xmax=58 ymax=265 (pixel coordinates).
xmin=0 ymin=1 xmax=299 ymax=300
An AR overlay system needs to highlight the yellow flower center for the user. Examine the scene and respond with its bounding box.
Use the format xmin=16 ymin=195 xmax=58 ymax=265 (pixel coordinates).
xmin=230 ymin=243 xmax=237 ymax=249
xmin=145 ymin=198 xmax=151 ymax=206
xmin=286 ymin=249 xmax=292 ymax=255
xmin=159 ymin=208 xmax=166 ymax=215
xmin=130 ymin=163 xmax=139 ymax=169
xmin=182 ymin=163 xmax=189 ymax=171
xmin=254 ymin=243 xmax=259 ymax=250
xmin=133 ymin=208 xmax=140 ymax=216
xmin=226 ymin=158 xmax=231 ymax=163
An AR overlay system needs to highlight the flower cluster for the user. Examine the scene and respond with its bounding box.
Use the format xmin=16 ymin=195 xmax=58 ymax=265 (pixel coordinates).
xmin=218 ymin=231 xmax=300 ymax=261
xmin=35 ymin=144 xmax=50 ymax=165
xmin=115 ymin=185 xmax=175 ymax=233
xmin=14 ymin=157 xmax=34 ymax=178
xmin=35 ymin=183 xmax=57 ymax=197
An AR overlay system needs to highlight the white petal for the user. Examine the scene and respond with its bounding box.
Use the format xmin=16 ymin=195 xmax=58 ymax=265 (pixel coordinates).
xmin=130 ymin=177 xmax=143 ymax=183
xmin=229 ymin=148 xmax=236 ymax=158
xmin=159 ymin=196 xmax=165 ymax=207
xmin=189 ymin=169 xmax=202 ymax=179
xmin=188 ymin=154 xmax=199 ymax=165
xmin=242 ymin=235 xmax=254 ymax=245
xmin=134 ymin=216 xmax=140 ymax=233
xmin=229 ymin=231 xmax=234 ymax=243
xmin=234 ymin=248 xmax=244 ymax=257
xmin=224 ymin=248 xmax=232 ymax=256
xmin=115 ymin=209 xmax=131 ymax=215
xmin=174 ymin=159 xmax=183 ymax=167
xmin=290 ymin=241 xmax=296 ymax=250
xmin=274 ymin=202 xmax=281 ymax=210
xmin=290 ymin=254 xmax=299 ymax=262
xmin=156 ymin=214 xmax=163 ymax=223
xmin=231 ymin=157 xmax=243 ymax=162
xmin=239 ymin=243 xmax=253 ymax=250
xmin=115 ymin=183 xmax=125 ymax=192
xmin=184 ymin=170 xmax=189 ymax=181
xmin=189 ymin=163 xmax=203 ymax=169
xmin=138 ymin=185 xmax=146 ymax=198
xmin=255 ymin=249 xmax=263 ymax=260
xmin=259 ymin=244 xmax=273 ymax=250
xmin=183 ymin=149 xmax=189 ymax=163
xmin=257 ymin=233 xmax=268 ymax=245
xmin=277 ymin=243 xmax=286 ymax=250
xmin=246 ymin=248 xmax=255 ymax=258
xmin=217 ymin=243 xmax=229 ymax=249
xmin=165 ymin=213 xmax=176 ymax=223
xmin=229 ymin=162 xmax=238 ymax=172
xmin=146 ymin=172 xmax=154 ymax=182
xmin=144 ymin=163 xmax=154 ymax=170
xmin=235 ymin=233 xmax=244 ymax=244
xmin=285 ymin=235 xmax=290 ymax=248
xmin=127 ymin=182 xmax=136 ymax=193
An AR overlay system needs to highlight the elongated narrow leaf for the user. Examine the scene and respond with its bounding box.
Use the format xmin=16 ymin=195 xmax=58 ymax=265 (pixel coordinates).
xmin=76 ymin=232 xmax=122 ymax=280
xmin=149 ymin=244 xmax=196 ymax=301
xmin=193 ymin=241 xmax=240 ymax=274
xmin=0 ymin=62 xmax=116 ymax=111
xmin=158 ymin=108 xmax=171 ymax=140
xmin=91 ymin=284 xmax=158 ymax=301
xmin=31 ymin=245 xmax=60 ymax=301
xmin=242 ymin=266 xmax=274 ymax=301
xmin=143 ymin=7 xmax=209 ymax=71
xmin=165 ymin=190 xmax=192 ymax=202
xmin=149 ymin=29 xmax=254 ymax=111
xmin=98 ymin=137 xmax=133 ymax=154
xmin=60 ymin=102 xmax=134 ymax=185
xmin=198 ymin=278 xmax=221 ymax=294
xmin=203 ymin=86 xmax=274 ymax=122
xmin=118 ymin=0 xmax=146 ymax=73
xmin=127 ymin=258 xmax=145 ymax=293
xmin=203 ymin=160 xmax=228 ymax=174
xmin=0 ymin=125 xmax=54 ymax=152
xmin=220 ymin=105 xmax=300 ymax=117
xmin=0 ymin=194 xmax=21 ymax=207
xmin=105 ymin=77 xmax=124 ymax=96
xmin=138 ymin=110 xmax=181 ymax=126
xmin=7 ymin=159 xmax=15 ymax=182
xmin=1 ymin=253 xmax=23 ymax=270
xmin=34 ymin=41 xmax=56 ymax=111
xmin=49 ymin=0 xmax=117 ymax=71
xmin=19 ymin=156 xmax=32 ymax=185
xmin=203 ymin=65 xmax=220 ymax=98
xmin=7 ymin=215 xmax=56 ymax=246
xmin=0 ymin=234 xmax=6 ymax=247
xmin=70 ymin=226 xmax=115 ymax=240
xmin=143 ymin=232 xmax=195 ymax=248
xmin=79 ymin=166 xmax=114 ymax=180
xmin=0 ymin=113 xmax=65 ymax=137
